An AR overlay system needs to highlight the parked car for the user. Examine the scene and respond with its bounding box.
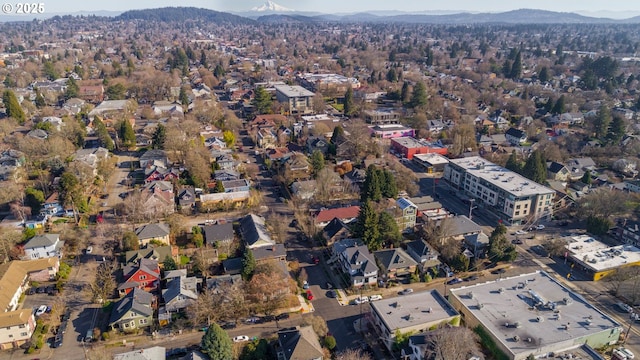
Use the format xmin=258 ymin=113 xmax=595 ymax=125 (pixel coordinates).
xmin=399 ymin=288 xmax=414 ymax=295
xmin=233 ymin=335 xmax=250 ymax=343
xmin=535 ymin=225 xmax=545 ymax=230
xmin=245 ymin=316 xmax=260 ymax=323
xmin=447 ymin=277 xmax=463 ymax=285
xmin=302 ymin=281 xmax=309 ymax=289
xmin=512 ymin=239 xmax=523 ymax=244
xmin=369 ymin=294 xmax=383 ymax=301
xmin=491 ymin=268 xmax=506 ymax=275
xmin=354 ymin=296 xmax=369 ymax=304
xmin=306 ymin=290 xmax=314 ymax=301
xmin=276 ymin=313 xmax=290 ymax=320
xmin=463 ymin=275 xmax=479 ymax=282
xmin=326 ymin=290 xmax=337 ymax=298
xmin=86 ymin=246 xmax=93 ymax=254
xmin=515 ymin=230 xmax=527 ymax=235
xmin=221 ymin=322 xmax=237 ymax=330
xmin=35 ymin=305 xmax=48 ymax=317
xmin=616 ymin=302 xmax=634 ymax=313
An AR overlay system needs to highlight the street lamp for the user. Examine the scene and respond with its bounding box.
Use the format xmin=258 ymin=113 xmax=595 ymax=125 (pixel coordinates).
xmin=468 ymin=199 xmax=477 ymax=219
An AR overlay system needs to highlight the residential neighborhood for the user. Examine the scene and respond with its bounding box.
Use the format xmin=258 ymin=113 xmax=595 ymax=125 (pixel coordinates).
xmin=2 ymin=2 xmax=640 ymax=360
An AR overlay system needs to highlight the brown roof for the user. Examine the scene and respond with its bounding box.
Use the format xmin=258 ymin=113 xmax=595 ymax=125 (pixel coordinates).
xmin=315 ymin=206 xmax=360 ymax=223
xmin=0 ymin=262 xmax=29 ymax=311
xmin=19 ymin=258 xmax=59 ymax=273
xmin=0 ymin=309 xmax=32 ymax=327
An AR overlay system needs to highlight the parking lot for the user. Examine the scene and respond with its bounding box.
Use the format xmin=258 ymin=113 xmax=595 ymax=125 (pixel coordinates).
xmin=22 ymin=282 xmax=59 ymax=313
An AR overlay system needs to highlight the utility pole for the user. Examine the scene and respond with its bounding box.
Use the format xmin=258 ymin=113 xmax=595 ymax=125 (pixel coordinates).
xmin=468 ymin=198 xmax=476 ymax=219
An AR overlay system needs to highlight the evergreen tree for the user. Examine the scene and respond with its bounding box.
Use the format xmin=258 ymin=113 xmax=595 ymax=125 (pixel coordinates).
xmin=213 ymin=64 xmax=226 ymax=78
xmin=253 ymin=87 xmax=273 ymax=114
xmin=3 ymin=90 xmax=25 ymax=124
xmin=106 ymin=83 xmax=126 ymax=100
xmin=381 ymin=169 xmax=398 ymax=199
xmin=163 ymin=255 xmax=177 ymax=271
xmin=241 ymin=249 xmax=256 ymax=281
xmin=538 ymin=66 xmax=549 ymax=83
xmin=34 ymin=89 xmax=46 ymax=108
xmin=378 ymin=211 xmax=401 ymax=247
xmin=593 ymin=105 xmax=611 ymax=139
xmin=310 ymin=150 xmax=325 ymax=178
xmin=544 ymin=98 xmax=554 ymax=113
xmin=488 ymin=223 xmax=517 ymax=263
xmin=521 ymin=150 xmax=547 ymax=184
xmin=119 ymin=120 xmax=136 ymax=149
xmin=581 ymin=170 xmax=592 ymax=185
xmin=201 ymin=323 xmax=233 ymax=360
xmin=510 ymin=50 xmax=522 ymax=79
xmin=200 ymin=50 xmax=208 ymax=67
xmin=361 ymin=165 xmax=382 ymax=202
xmin=179 ymin=87 xmax=190 ymax=107
xmin=330 ymin=125 xmax=344 ymax=144
xmin=386 ymin=68 xmax=398 ymax=82
xmin=354 ymin=201 xmax=381 ymax=251
xmin=64 ymin=77 xmax=79 ymax=100
xmin=343 ymin=86 xmax=355 ymax=117
xmin=43 ymin=60 xmax=59 ymax=80
xmin=222 ymin=130 xmax=235 ymax=148
xmin=505 ymin=151 xmax=521 ymax=174
xmin=502 ymin=60 xmax=512 ymax=78
xmin=409 ymin=81 xmax=428 ymax=109
xmin=552 ymin=95 xmax=565 ymax=114
xmin=607 ymin=116 xmax=626 ymax=144
xmin=152 ymin=124 xmax=166 ymax=149
xmin=400 ymin=82 xmax=410 ymax=104
xmin=93 ymin=117 xmax=114 ymax=151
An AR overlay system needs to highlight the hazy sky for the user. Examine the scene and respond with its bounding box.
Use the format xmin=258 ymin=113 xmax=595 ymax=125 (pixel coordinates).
xmin=43 ymin=0 xmax=640 ymax=17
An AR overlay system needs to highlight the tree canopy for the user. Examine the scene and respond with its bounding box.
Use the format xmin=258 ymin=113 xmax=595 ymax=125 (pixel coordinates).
xmin=2 ymin=90 xmax=25 ymax=124
xmin=200 ymin=323 xmax=233 ymax=360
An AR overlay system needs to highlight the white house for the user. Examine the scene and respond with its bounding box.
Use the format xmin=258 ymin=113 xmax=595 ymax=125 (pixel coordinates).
xmin=23 ymin=234 xmax=64 ymax=259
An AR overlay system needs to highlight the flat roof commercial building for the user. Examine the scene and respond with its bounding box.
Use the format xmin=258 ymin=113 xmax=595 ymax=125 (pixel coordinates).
xmin=369 ymin=290 xmax=459 ymax=351
xmin=274 ymin=85 xmax=315 ymax=115
xmin=564 ymin=234 xmax=640 ymax=281
xmin=443 ymin=156 xmax=554 ymax=225
xmin=390 ymin=137 xmax=448 ymax=160
xmin=449 ymin=271 xmax=622 ymax=360
xmin=413 ymin=153 xmax=450 ymax=173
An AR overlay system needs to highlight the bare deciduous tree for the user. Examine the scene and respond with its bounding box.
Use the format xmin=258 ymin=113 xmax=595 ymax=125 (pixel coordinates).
xmin=335 ymin=348 xmax=373 ymax=360
xmin=424 ymin=327 xmax=483 ymax=360
xmin=87 ymin=261 xmax=117 ymax=303
xmin=302 ymin=315 xmax=329 ymax=337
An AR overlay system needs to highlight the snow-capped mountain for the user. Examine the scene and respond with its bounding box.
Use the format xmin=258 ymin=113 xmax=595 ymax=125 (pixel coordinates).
xmin=251 ymin=1 xmax=294 ymax=12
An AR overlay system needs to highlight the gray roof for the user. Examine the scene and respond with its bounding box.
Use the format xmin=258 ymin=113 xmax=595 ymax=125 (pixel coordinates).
xmin=239 ymin=213 xmax=274 ymax=249
xmin=374 ymin=248 xmax=417 ymax=271
xmin=252 ymin=244 xmax=286 ymax=261
xmin=162 ymin=276 xmax=198 ymax=311
xmin=222 ymin=257 xmax=243 ymax=275
xmin=125 ymin=246 xmax=173 ymax=266
xmin=24 ymin=234 xmax=59 ymax=249
xmin=278 ymin=326 xmax=324 ymax=360
xmin=113 ymin=346 xmax=166 ymax=360
xmin=140 ymin=149 xmax=168 ymax=162
xmin=135 ymin=223 xmax=170 ymax=240
xmin=203 ymin=223 xmax=235 ymax=245
xmin=450 ymin=271 xmax=621 ymax=359
xmin=406 ymin=239 xmax=440 ymax=264
xmin=274 ymin=84 xmax=315 ymax=98
xmin=343 ymin=245 xmax=378 ymax=278
xmin=123 ymin=258 xmax=160 ymax=282
xmin=109 ymin=288 xmax=154 ymax=325
xmin=448 ymin=215 xmax=483 ymax=237
xmin=369 ymin=290 xmax=458 ymax=333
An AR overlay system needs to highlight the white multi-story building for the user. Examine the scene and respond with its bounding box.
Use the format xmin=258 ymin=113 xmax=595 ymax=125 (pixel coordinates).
xmin=443 ymin=156 xmax=554 ymax=225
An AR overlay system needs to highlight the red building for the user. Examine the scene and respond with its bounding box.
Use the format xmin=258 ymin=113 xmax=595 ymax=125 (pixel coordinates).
xmin=118 ymin=259 xmax=161 ymax=296
xmin=390 ymin=137 xmax=448 ymax=160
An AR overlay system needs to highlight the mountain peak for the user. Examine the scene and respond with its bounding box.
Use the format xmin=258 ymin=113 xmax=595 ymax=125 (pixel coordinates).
xmin=251 ymin=1 xmax=294 ymax=12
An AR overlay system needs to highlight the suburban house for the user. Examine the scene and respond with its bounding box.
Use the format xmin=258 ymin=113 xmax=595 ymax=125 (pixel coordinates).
xmin=274 ymin=85 xmax=315 ymax=115
xmin=338 ymin=244 xmax=378 ymax=287
xmin=140 ymin=181 xmax=175 ymax=217
xmin=374 ymin=248 xmax=418 ymax=280
xmin=124 ymin=246 xmax=175 ymax=267
xmin=442 ymin=215 xmax=483 ymax=241
xmin=314 ymin=206 xmax=360 ymax=228
xmin=405 ymin=239 xmax=441 ymax=272
xmin=214 ymin=169 xmax=240 ymax=181
xmin=221 ymin=179 xmax=251 ymax=193
xmin=306 ymin=136 xmax=329 ymax=155
xmin=505 ymin=127 xmax=527 ymax=146
xmin=21 ymin=257 xmax=60 ymax=282
xmin=322 ymin=218 xmax=352 ymax=245
xmin=239 ymin=213 xmax=274 ymax=249
xmin=161 ymin=271 xmax=198 ymax=314
xmin=369 ymin=290 xmax=460 ymax=351
xmin=393 ymin=198 xmax=418 ymax=233
xmin=547 ymin=161 xmax=571 ymax=181
xmin=139 ymin=149 xmax=169 ymax=169
xmin=252 ymin=244 xmax=287 ymax=263
xmin=109 ymin=288 xmax=155 ymax=332
xmin=177 ymin=187 xmax=196 ymax=213
xmin=118 ymin=259 xmax=161 ymax=296
xmin=214 ymin=154 xmax=235 ymax=170
xmin=363 ymin=109 xmax=400 ymax=125
xmin=203 ymin=223 xmax=235 ymax=247
xmin=135 ymin=223 xmax=171 ymax=247
xmin=407 ymin=328 xmax=482 ymax=360
xmin=276 ymin=326 xmax=324 ymax=360
xmin=0 ymin=309 xmax=35 ymax=350
xmin=23 ymin=234 xmax=64 ymax=259
xmin=291 ymin=179 xmax=317 ymax=200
